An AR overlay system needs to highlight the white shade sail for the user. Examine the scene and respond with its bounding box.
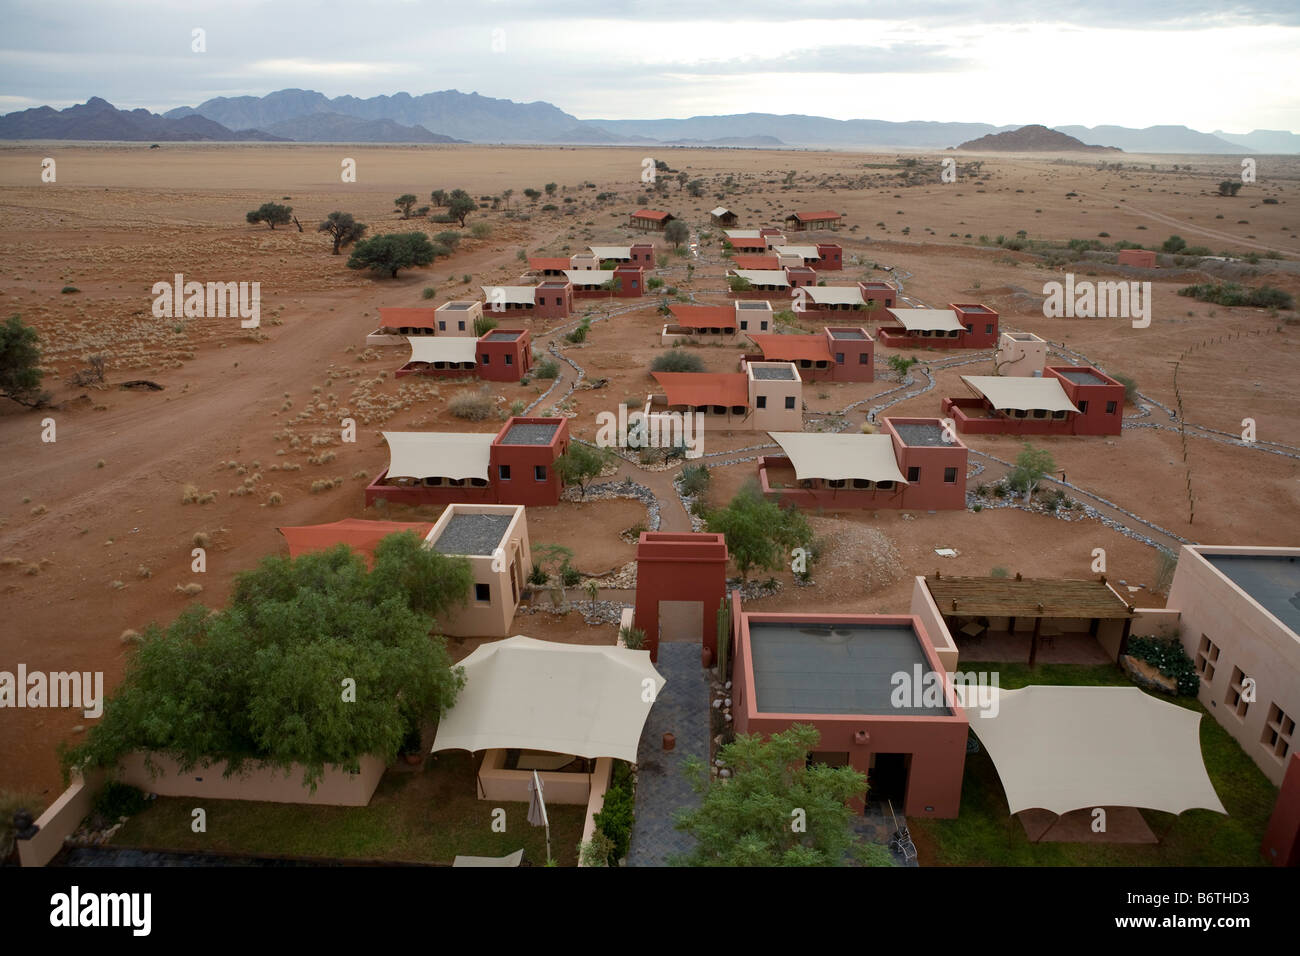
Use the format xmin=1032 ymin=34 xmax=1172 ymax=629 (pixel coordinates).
xmin=589 ymin=246 xmax=632 ymax=260
xmin=805 ymin=286 xmax=866 ymax=306
xmin=563 ymin=270 xmax=616 ymax=285
xmin=966 ymin=685 xmax=1227 ymax=817
xmin=733 ymin=270 xmax=790 ymax=287
xmin=772 ymin=245 xmax=820 ymax=260
xmin=407 ymin=338 xmax=479 ymax=365
xmin=432 ymin=635 xmax=666 ymax=762
xmin=382 ymin=431 xmax=494 ymax=481
xmin=961 ymin=375 xmax=1079 ymax=413
xmin=886 ymin=308 xmax=964 ymax=332
xmin=768 ymin=432 xmax=908 ymax=485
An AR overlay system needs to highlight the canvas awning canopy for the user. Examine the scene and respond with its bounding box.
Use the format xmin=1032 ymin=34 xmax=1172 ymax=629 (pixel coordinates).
xmin=733 ymin=270 xmax=790 ymax=287
xmin=383 ymin=431 xmax=494 ymax=481
xmin=772 ymin=245 xmax=820 ymax=260
xmin=966 ymin=685 xmax=1226 ymax=817
xmin=452 ymin=849 xmax=524 ymax=867
xmin=961 ymin=375 xmax=1079 ymax=413
xmin=431 ymin=635 xmax=666 ymax=762
xmin=407 ymin=338 xmax=479 ymax=365
xmin=589 ymin=246 xmax=632 ymax=260
xmin=805 ymin=286 xmax=866 ymax=306
xmin=924 ymin=574 xmax=1134 ymax=618
xmin=480 ymin=286 xmax=536 ymax=306
xmin=653 ymin=372 xmax=750 ymax=409
xmin=747 ymin=334 xmax=833 ymax=363
xmin=279 ymin=519 xmax=434 ymax=566
xmin=886 ymin=308 xmax=964 ymax=332
xmin=564 ymin=270 xmax=616 ymax=286
xmin=769 ymin=432 xmax=909 ymax=484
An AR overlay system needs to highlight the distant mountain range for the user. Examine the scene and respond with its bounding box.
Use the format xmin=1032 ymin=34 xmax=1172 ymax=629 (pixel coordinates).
xmin=3 ymin=90 xmax=1298 ymax=153
xmin=958 ymin=124 xmax=1120 ymax=152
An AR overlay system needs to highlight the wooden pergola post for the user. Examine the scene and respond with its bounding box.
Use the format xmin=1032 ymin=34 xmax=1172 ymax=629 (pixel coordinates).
xmin=1118 ymin=616 xmax=1133 ymax=660
xmin=1029 ymin=616 xmax=1042 ymax=667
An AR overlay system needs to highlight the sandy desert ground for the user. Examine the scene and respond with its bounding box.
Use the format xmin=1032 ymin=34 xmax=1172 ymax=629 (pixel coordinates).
xmin=1 ymin=143 xmax=1298 ymax=802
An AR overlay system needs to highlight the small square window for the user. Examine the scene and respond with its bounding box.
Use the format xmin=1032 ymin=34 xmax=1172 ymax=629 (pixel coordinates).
xmin=1227 ymin=667 xmax=1251 ymax=720
xmin=534 ymin=465 xmax=546 ymax=481
xmin=1077 ymin=400 xmax=1089 ymax=414
xmin=835 ymin=352 xmax=845 ymax=364
xmin=1195 ymin=635 xmax=1219 ymax=682
xmin=438 ymin=321 xmax=447 ymax=331
xmin=1105 ymin=400 xmax=1117 ymax=414
xmin=739 ymin=320 xmax=748 ymax=330
xmin=458 ymin=321 xmax=466 ymax=331
xmin=481 ymin=354 xmax=490 ymax=364
xmin=907 ymin=466 xmax=920 ymax=482
xmin=784 ymin=396 xmax=795 ymax=409
xmin=985 ymin=324 xmax=994 ymax=334
xmin=943 ymin=466 xmax=958 ymax=483
xmin=499 ymin=464 xmax=511 ymax=480
xmin=475 ymin=583 xmax=490 ymax=602
xmin=858 ymin=353 xmax=868 ymax=364
xmin=505 ymin=354 xmax=513 ymax=365
xmin=756 ymin=395 xmax=767 ymax=409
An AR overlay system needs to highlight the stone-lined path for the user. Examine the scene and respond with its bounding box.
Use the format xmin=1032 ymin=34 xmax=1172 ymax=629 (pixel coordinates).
xmin=627 ymin=643 xmax=710 ymax=866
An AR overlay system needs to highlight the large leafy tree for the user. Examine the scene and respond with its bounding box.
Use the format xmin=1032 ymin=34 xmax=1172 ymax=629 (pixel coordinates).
xmin=664 ymin=218 xmax=690 ymax=250
xmin=447 ymin=188 xmax=476 ymax=227
xmin=706 ymin=479 xmax=811 ymax=581
xmin=673 ymin=724 xmax=888 ymax=866
xmin=245 ymin=201 xmax=293 ymax=229
xmin=318 ymin=211 xmax=367 ymax=255
xmin=63 ymin=535 xmax=471 ymax=789
xmin=347 ymin=232 xmax=437 ymax=278
xmin=0 ymin=315 xmax=48 ymax=408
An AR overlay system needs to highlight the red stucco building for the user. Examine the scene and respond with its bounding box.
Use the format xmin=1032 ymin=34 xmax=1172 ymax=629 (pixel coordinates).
xmin=395 ymin=328 xmax=532 ymax=382
xmin=743 ymin=326 xmax=874 ymax=382
xmin=877 ymin=303 xmax=999 ymax=349
xmin=633 ymin=532 xmax=729 ymax=663
xmin=941 ymin=366 xmax=1125 ymax=436
xmin=364 ymin=417 xmax=569 ymax=508
xmin=729 ymin=594 xmax=968 ymax=817
xmin=758 ymin=417 xmax=968 ymax=511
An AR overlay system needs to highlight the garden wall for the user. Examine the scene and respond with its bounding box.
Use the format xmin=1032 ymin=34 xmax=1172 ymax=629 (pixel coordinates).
xmin=114 ymin=752 xmax=387 ymax=806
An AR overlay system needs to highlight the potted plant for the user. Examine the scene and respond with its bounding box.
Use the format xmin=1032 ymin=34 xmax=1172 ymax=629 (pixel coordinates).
xmin=400 ymin=720 xmax=423 ymax=766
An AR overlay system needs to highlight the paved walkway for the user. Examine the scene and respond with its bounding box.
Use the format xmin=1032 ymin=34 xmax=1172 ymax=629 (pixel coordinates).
xmin=627 ymin=642 xmax=710 ymax=866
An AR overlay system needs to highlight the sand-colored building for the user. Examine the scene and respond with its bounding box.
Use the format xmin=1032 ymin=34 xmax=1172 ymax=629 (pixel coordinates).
xmin=994 ymin=331 xmax=1048 ymax=377
xmin=646 ymin=361 xmax=802 ymax=432
xmin=1165 ymin=546 xmax=1300 ymax=787
xmin=424 ymin=504 xmax=531 ymax=638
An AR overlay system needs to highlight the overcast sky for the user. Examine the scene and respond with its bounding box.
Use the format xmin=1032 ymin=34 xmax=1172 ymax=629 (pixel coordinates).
xmin=1 ymin=0 xmax=1296 ymax=132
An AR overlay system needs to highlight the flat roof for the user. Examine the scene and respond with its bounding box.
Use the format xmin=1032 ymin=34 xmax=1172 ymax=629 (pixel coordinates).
xmin=958 ymin=304 xmax=993 ymax=313
xmin=484 ymin=331 xmax=523 ymax=342
xmin=828 ymin=328 xmax=868 ymax=339
xmin=1056 ymin=369 xmax=1109 ymax=386
xmin=500 ymin=422 xmax=559 ymax=445
xmin=751 ymin=364 xmax=798 ymax=380
xmin=1204 ymin=554 xmax=1300 ymax=636
xmin=441 ymin=302 xmax=474 ymax=310
xmin=893 ymin=422 xmax=950 ymax=446
xmin=737 ymin=300 xmax=771 ymax=310
xmin=430 ymin=513 xmax=514 ymax=557
xmin=748 ymin=621 xmax=944 ymax=716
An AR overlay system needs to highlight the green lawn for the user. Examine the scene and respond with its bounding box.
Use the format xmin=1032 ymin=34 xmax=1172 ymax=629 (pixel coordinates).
xmin=910 ymin=662 xmax=1278 ymax=866
xmin=108 ymin=752 xmax=586 ymax=866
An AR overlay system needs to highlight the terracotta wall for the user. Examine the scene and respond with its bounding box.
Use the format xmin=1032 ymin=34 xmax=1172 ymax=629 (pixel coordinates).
xmin=909 ymin=576 xmax=959 ymax=673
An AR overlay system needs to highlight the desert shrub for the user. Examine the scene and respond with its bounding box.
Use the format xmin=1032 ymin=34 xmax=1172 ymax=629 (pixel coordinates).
xmin=619 ymin=625 xmax=646 ymax=650
xmin=990 ymin=566 xmax=1009 ymax=578
xmin=534 ymin=358 xmax=559 ymax=379
xmin=592 ymin=773 xmax=635 ymax=865
xmin=560 ymin=562 xmax=581 ymax=587
xmin=650 ymin=351 xmax=705 ymax=374
xmin=449 ymin=388 xmax=495 ymax=421
xmin=527 ymin=563 xmax=549 ymax=587
xmin=678 ymin=464 xmax=711 ymax=499
xmin=1126 ymin=637 xmax=1199 ymax=696
xmin=1178 ymin=282 xmax=1293 ymax=310
xmin=93 ymin=782 xmax=147 ymax=821
xmin=421 ymin=287 xmax=436 ymax=300
xmin=1112 ymin=373 xmax=1138 ymax=403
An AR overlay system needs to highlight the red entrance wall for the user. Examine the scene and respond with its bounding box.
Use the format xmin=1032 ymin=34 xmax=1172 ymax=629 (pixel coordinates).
xmin=1118 ymin=249 xmax=1157 ymax=268
xmin=731 ymin=607 xmax=968 ymax=817
xmin=1262 ymin=752 xmax=1300 ymax=866
xmin=633 ymin=532 xmax=728 ymax=663
xmin=476 ymin=330 xmax=530 ymax=382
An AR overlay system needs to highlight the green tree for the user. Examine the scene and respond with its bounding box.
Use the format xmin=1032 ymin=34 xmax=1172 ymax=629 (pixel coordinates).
xmin=664 ymin=219 xmax=690 ymax=250
xmin=544 ymin=182 xmax=557 ymax=197
xmin=674 ymin=724 xmax=885 ymax=866
xmin=523 ymin=188 xmax=542 ymax=204
xmin=434 ymin=230 xmax=462 ymax=250
xmin=430 ymin=189 xmax=448 ymax=207
xmin=347 ymin=232 xmax=437 ymax=278
xmin=705 ymin=479 xmax=811 ymax=581
xmin=1162 ymin=234 xmax=1187 ymax=254
xmin=318 ymin=211 xmax=368 ymax=255
xmin=62 ymin=538 xmax=469 ymax=790
xmin=447 ymin=189 xmax=476 ymax=227
xmin=687 ymin=179 xmax=705 ymax=198
xmin=0 ymin=314 xmax=48 ymax=408
xmin=650 ymin=350 xmax=705 ymax=373
xmin=1006 ymin=442 xmax=1056 ymax=503
xmin=394 ymin=194 xmax=418 ymax=219
xmin=501 ymin=188 xmax=513 ymax=210
xmin=886 ymin=355 xmax=918 ymax=380
xmin=1217 ymin=180 xmax=1242 ymax=197
xmin=245 ymin=202 xmax=292 ymax=229
xmin=555 ymin=443 xmax=613 ymax=499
